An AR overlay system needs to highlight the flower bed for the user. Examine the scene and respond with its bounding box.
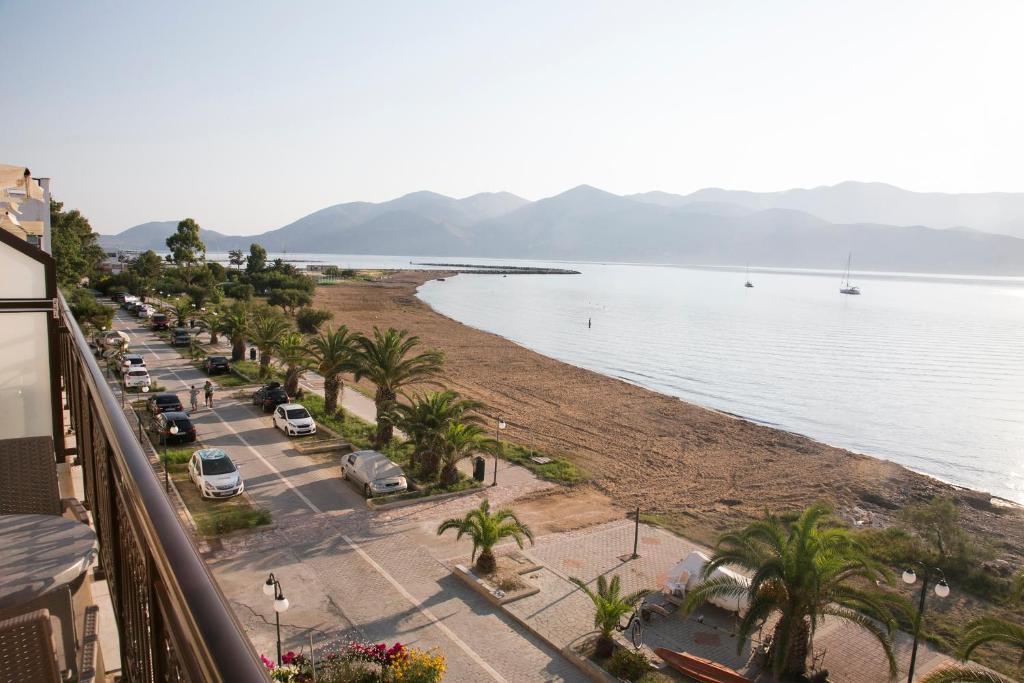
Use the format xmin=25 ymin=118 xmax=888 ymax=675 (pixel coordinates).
xmin=260 ymin=640 xmax=445 ymax=682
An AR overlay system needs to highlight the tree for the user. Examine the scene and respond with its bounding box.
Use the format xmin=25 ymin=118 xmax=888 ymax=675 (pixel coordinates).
xmin=168 ymin=298 xmax=193 ymax=327
xmin=50 ymin=200 xmax=104 ymax=286
xmin=249 ymin=309 xmax=291 ymax=378
xmin=392 ymin=391 xmax=484 ymax=480
xmin=682 ymin=504 xmax=903 ymax=680
xmin=130 ymin=249 xmax=163 ymax=281
xmin=198 ymin=309 xmax=224 ymax=346
xmin=304 ymin=325 xmax=359 ymax=416
xmin=437 ymin=499 xmax=533 ymax=575
xmin=219 ymin=303 xmax=251 ymax=361
xmin=900 ymin=497 xmax=980 ymax=571
xmin=296 ymin=307 xmax=333 ymax=334
xmin=921 ymin=618 xmax=1024 ymax=682
xmin=228 ymin=249 xmax=246 ymax=270
xmin=278 ymin=332 xmax=311 ymax=396
xmin=436 ymin=421 xmax=493 ymax=486
xmin=165 ymin=218 xmax=207 ymax=276
xmin=225 ymin=281 xmax=255 ymax=301
xmin=68 ymin=289 xmax=113 ymax=333
xmin=246 ymin=242 xmax=267 ymax=274
xmin=353 ymin=327 xmax=444 ymax=447
xmin=268 ymin=288 xmax=312 ymax=316
xmin=570 ymin=574 xmax=650 ymax=659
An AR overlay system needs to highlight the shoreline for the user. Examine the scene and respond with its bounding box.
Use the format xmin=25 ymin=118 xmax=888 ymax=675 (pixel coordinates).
xmin=314 ymin=270 xmax=1023 ymax=556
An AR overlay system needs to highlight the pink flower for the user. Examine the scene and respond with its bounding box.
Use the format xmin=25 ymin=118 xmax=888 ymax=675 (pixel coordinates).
xmin=282 ymin=651 xmax=296 ymax=665
xmin=260 ymin=654 xmax=274 ymax=669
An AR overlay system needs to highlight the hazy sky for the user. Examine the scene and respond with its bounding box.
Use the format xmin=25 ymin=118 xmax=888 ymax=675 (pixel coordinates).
xmin=4 ymin=1 xmax=1023 ymax=235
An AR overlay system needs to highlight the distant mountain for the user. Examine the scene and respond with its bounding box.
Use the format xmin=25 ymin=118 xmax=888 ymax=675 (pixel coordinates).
xmin=630 ymin=181 xmax=1024 ymax=238
xmin=98 ymin=184 xmax=1024 ymax=275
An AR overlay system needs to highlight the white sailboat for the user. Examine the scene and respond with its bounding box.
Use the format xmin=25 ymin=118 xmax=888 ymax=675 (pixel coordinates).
xmin=839 ymin=252 xmax=860 ymax=295
xmin=744 ymin=264 xmax=754 ymax=288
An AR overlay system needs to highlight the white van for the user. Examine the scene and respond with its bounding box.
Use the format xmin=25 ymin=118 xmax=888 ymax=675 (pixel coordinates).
xmin=340 ymin=450 xmax=408 ymax=497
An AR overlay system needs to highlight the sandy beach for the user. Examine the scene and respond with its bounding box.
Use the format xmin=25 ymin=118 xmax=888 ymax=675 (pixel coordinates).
xmin=314 ymin=271 xmax=1023 ymax=555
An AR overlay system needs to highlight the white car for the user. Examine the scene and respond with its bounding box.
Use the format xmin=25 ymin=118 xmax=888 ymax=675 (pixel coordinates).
xmin=272 ymin=403 xmax=317 ymax=437
xmin=137 ymin=306 xmax=155 ymax=319
xmin=341 ymin=450 xmax=408 ymax=498
xmin=188 ymin=448 xmax=244 ymax=499
xmin=117 ymin=353 xmax=146 ymax=375
xmin=124 ymin=368 xmax=151 ymax=389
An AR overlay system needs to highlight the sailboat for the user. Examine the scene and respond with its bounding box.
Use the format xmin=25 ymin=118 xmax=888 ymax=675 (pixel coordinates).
xmin=744 ymin=264 xmax=754 ymax=288
xmin=839 ymin=252 xmax=860 ymax=295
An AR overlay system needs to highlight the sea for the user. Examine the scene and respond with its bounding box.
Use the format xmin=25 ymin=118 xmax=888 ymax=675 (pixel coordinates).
xmin=211 ymin=252 xmax=1024 ymax=504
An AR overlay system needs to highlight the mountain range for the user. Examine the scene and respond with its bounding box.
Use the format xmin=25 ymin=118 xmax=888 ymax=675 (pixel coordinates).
xmin=99 ymin=182 xmax=1024 ymax=275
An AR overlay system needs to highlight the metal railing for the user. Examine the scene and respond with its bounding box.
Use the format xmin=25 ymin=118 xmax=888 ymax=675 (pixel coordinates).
xmin=57 ymin=293 xmax=269 ymax=683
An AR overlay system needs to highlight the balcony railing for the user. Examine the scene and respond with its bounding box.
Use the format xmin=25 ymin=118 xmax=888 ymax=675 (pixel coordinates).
xmin=57 ymin=293 xmax=269 ymax=682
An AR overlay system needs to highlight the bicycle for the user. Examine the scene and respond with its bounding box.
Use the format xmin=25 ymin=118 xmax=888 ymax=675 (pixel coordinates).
xmin=618 ymin=608 xmax=645 ymax=649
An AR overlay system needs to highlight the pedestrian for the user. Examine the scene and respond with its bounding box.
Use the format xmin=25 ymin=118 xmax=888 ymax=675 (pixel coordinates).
xmin=204 ymin=380 xmax=214 ymax=408
xmin=189 ymin=384 xmax=199 ymax=413
xmin=588 ymin=317 xmax=592 ymax=329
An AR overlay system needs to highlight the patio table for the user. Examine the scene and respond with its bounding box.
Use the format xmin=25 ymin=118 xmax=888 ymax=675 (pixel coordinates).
xmin=0 ymin=513 xmax=97 ymax=610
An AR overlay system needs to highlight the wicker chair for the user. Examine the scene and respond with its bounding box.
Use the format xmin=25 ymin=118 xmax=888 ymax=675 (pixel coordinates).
xmin=0 ymin=436 xmax=88 ymax=524
xmin=0 ymin=609 xmax=63 ymax=683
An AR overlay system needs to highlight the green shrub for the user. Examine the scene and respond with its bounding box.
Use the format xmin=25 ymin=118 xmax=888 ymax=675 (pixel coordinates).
xmin=300 ymin=393 xmax=376 ymax=450
xmin=196 ymin=506 xmax=271 ymax=536
xmin=498 ymin=442 xmax=587 ymax=485
xmin=296 ymin=306 xmax=334 ymax=333
xmin=605 ymin=647 xmax=651 ymax=682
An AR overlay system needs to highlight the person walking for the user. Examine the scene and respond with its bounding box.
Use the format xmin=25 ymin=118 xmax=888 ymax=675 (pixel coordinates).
xmin=204 ymin=380 xmax=214 ymax=409
xmin=189 ymin=384 xmax=200 ymax=413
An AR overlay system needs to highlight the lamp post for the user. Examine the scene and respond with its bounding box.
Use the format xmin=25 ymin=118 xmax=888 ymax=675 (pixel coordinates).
xmin=120 ymin=360 xmax=131 ymax=408
xmin=902 ymin=562 xmax=950 ymax=683
xmin=139 ymin=386 xmax=150 ymax=440
xmin=492 ymin=417 xmax=506 ymax=487
xmin=263 ymin=573 xmax=290 ymax=666
xmin=163 ymin=423 xmax=179 ymax=492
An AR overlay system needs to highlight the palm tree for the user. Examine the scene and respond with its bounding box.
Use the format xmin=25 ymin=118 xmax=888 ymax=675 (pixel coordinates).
xmin=353 ymin=327 xmax=444 ymax=447
xmin=249 ymin=310 xmax=291 ymax=378
xmin=682 ymin=504 xmax=902 ymax=681
xmin=392 ymin=391 xmax=484 ymax=480
xmin=570 ymin=574 xmax=650 ymax=659
xmin=219 ymin=303 xmax=250 ymax=362
xmin=198 ymin=308 xmax=224 ymax=346
xmin=436 ymin=499 xmax=533 ymax=574
xmin=169 ymin=297 xmax=193 ymax=327
xmin=436 ymin=421 xmax=494 ymax=486
xmin=305 ymin=325 xmax=360 ymax=416
xmin=277 ymin=331 xmax=311 ymax=396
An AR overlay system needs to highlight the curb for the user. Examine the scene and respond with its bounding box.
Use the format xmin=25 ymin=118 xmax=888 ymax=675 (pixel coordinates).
xmin=451 ymin=564 xmax=541 ymax=606
xmin=365 ymin=484 xmax=482 ymax=511
xmin=560 ymin=636 xmax=620 ymax=683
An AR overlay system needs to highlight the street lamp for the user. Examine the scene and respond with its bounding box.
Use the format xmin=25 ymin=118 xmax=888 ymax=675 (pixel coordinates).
xmin=262 ymin=573 xmax=290 ymax=665
xmin=903 ymin=562 xmax=950 ymax=683
xmin=492 ymin=417 xmax=506 ymax=487
xmin=163 ymin=423 xmax=179 ymax=492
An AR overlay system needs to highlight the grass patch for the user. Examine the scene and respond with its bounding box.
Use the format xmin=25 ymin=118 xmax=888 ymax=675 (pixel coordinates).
xmin=232 ymin=359 xmax=283 ymax=382
xmin=369 ymin=477 xmax=479 ymax=505
xmin=496 ymin=441 xmax=588 ymax=485
xmin=171 ymin=470 xmax=271 ymax=537
xmin=300 ymin=393 xmax=376 ymax=450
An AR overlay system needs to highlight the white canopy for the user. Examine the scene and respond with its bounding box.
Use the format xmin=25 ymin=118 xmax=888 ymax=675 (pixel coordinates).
xmin=665 ymin=551 xmax=751 ymax=615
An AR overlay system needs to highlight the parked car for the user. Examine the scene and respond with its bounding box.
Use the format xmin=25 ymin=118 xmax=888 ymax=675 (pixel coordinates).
xmin=150 ymin=313 xmax=169 ymax=331
xmin=116 ymin=353 xmax=146 ymax=375
xmin=112 ymin=292 xmax=129 ymax=303
xmin=171 ymin=328 xmax=191 ymax=346
xmin=147 ymin=392 xmax=183 ymax=415
xmin=137 ymin=305 xmax=155 ymax=318
xmin=124 ymin=367 xmax=152 ymax=389
xmin=121 ymin=297 xmax=140 ymax=310
xmin=341 ymin=450 xmax=408 ymax=498
xmin=153 ymin=411 xmax=197 ymax=444
xmin=272 ymin=403 xmax=317 ymax=437
xmin=203 ymin=355 xmax=231 ymax=375
xmin=188 ymin=448 xmax=244 ymax=499
xmin=252 ymin=382 xmax=289 ymax=412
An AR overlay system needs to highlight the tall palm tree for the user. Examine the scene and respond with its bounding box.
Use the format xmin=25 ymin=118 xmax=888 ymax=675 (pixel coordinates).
xmin=353 ymin=327 xmax=444 ymax=447
xmin=198 ymin=308 xmax=224 ymax=346
xmin=436 ymin=499 xmax=533 ymax=574
xmin=277 ymin=331 xmax=311 ymax=396
xmin=436 ymin=421 xmax=494 ymax=486
xmin=304 ymin=325 xmax=359 ymax=416
xmin=392 ymin=391 xmax=484 ymax=480
xmin=249 ymin=310 xmax=291 ymax=378
xmin=682 ymin=504 xmax=903 ymax=680
xmin=570 ymin=574 xmax=650 ymax=659
xmin=219 ymin=303 xmax=250 ymax=361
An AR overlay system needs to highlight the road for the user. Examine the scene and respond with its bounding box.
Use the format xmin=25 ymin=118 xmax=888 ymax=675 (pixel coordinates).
xmin=109 ymin=308 xmax=585 ymax=682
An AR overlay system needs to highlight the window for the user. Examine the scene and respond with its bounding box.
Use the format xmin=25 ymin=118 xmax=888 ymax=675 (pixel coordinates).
xmin=202 ymin=457 xmax=236 ymax=475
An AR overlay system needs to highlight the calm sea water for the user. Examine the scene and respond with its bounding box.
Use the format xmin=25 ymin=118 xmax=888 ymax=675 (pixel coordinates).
xmin=213 ymin=253 xmax=1024 ymax=503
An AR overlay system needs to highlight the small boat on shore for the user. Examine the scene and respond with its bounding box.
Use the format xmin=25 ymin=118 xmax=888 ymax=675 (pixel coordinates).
xmin=839 ymin=252 xmax=860 ymax=295
xmin=655 ymin=648 xmax=755 ymax=683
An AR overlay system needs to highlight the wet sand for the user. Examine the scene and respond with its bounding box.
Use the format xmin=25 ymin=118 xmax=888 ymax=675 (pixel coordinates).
xmin=314 ymin=271 xmax=1023 ymax=554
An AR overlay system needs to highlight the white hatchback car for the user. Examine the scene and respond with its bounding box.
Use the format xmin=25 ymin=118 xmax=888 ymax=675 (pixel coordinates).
xmin=272 ymin=403 xmax=317 ymax=437
xmin=188 ymin=448 xmax=244 ymax=499
xmin=124 ymin=367 xmax=151 ymax=389
xmin=341 ymin=450 xmax=408 ymax=498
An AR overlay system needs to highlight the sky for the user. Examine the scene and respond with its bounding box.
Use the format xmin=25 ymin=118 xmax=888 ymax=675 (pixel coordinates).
xmin=4 ymin=0 xmax=1024 ymax=235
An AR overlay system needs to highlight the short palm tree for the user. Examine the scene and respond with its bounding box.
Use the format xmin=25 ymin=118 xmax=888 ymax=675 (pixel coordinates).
xmin=353 ymin=327 xmax=444 ymax=447
xmin=304 ymin=325 xmax=360 ymax=416
xmin=249 ymin=310 xmax=291 ymax=378
xmin=436 ymin=421 xmax=494 ymax=486
xmin=169 ymin=297 xmax=193 ymax=327
xmin=392 ymin=391 xmax=484 ymax=480
xmin=436 ymin=499 xmax=533 ymax=575
xmin=219 ymin=303 xmax=250 ymax=361
xmin=682 ymin=504 xmax=902 ymax=680
xmin=278 ymin=331 xmax=312 ymax=396
xmin=570 ymin=574 xmax=650 ymax=659
xmin=198 ymin=308 xmax=224 ymax=346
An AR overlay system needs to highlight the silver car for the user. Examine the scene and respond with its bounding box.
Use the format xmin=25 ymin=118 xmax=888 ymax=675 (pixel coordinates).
xmin=340 ymin=450 xmax=408 ymax=498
